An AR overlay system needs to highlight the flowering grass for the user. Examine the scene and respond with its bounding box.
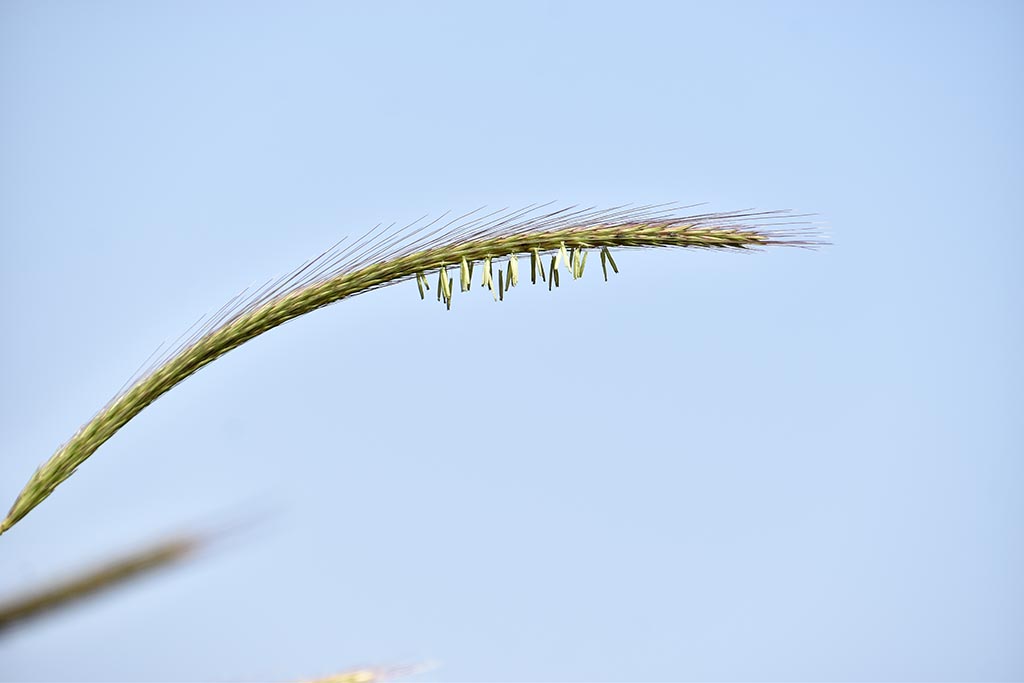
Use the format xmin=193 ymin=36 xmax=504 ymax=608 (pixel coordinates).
xmin=1 ymin=204 xmax=821 ymax=534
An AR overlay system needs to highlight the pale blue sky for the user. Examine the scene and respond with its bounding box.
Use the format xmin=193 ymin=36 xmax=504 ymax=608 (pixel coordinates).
xmin=1 ymin=1 xmax=1021 ymax=681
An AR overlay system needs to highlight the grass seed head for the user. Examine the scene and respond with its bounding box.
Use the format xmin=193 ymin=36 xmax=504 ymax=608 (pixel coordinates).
xmin=0 ymin=203 xmax=823 ymax=534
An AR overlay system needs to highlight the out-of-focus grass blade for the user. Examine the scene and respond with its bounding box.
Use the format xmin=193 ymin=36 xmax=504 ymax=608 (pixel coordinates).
xmin=0 ymin=532 xmax=203 ymax=633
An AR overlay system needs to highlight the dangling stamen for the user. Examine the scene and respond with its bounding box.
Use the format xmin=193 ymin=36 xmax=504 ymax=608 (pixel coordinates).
xmin=600 ymin=247 xmax=618 ymax=281
xmin=604 ymin=247 xmax=618 ymax=274
xmin=531 ymin=248 xmax=546 ymax=283
xmin=460 ymin=256 xmax=471 ymax=292
xmin=438 ymin=265 xmax=453 ymax=306
xmin=559 ymin=242 xmax=570 ymax=273
xmin=481 ymin=256 xmax=492 ymax=289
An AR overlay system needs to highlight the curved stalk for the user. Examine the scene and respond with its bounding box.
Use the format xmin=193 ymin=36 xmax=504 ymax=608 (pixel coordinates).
xmin=1 ymin=205 xmax=821 ymax=534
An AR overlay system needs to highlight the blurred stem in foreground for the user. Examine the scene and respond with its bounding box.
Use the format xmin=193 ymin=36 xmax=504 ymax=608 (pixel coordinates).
xmin=0 ymin=532 xmax=201 ymax=633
